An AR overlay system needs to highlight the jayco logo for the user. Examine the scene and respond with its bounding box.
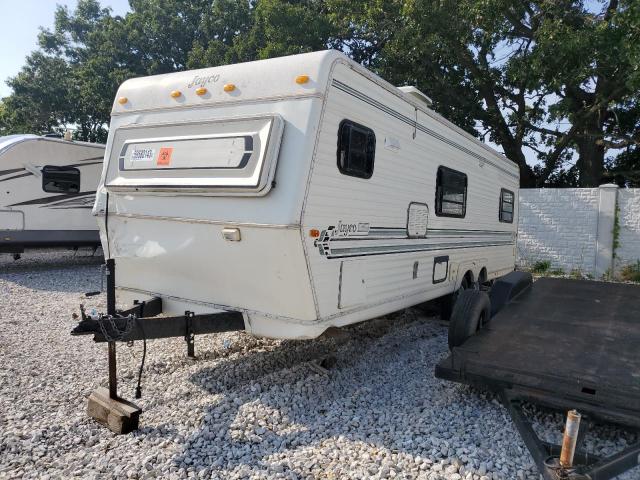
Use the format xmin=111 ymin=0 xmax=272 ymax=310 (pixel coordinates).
xmin=331 ymin=221 xmax=369 ymax=237
xmin=187 ymin=74 xmax=220 ymax=89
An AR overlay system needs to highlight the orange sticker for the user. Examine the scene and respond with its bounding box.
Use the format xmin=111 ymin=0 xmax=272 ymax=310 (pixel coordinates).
xmin=157 ymin=147 xmax=173 ymax=166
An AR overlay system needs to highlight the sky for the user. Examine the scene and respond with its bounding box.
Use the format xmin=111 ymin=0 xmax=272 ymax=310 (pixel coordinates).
xmin=0 ymin=0 xmax=131 ymax=97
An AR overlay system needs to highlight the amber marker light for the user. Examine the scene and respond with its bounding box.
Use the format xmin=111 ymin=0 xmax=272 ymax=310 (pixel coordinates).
xmin=170 ymin=90 xmax=182 ymax=98
xmin=223 ymin=83 xmax=236 ymax=92
xmin=295 ymin=75 xmax=310 ymax=84
xmin=309 ymin=229 xmax=320 ymax=238
xmin=117 ymin=96 xmax=128 ymax=105
xmin=195 ymin=87 xmax=207 ymax=96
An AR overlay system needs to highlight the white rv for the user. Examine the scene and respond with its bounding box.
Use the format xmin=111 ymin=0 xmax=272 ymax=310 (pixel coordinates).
xmin=0 ymin=134 xmax=104 ymax=255
xmin=95 ymin=50 xmax=518 ymax=339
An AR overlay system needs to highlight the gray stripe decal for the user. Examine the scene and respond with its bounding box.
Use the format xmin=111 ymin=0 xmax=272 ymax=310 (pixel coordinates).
xmin=0 ymin=167 xmax=25 ymax=176
xmin=0 ymin=161 xmax=101 ymax=183
xmin=323 ymin=240 xmax=514 ymax=259
xmin=0 ymin=172 xmax=32 ymax=183
xmin=8 ymin=191 xmax=95 ymax=207
xmin=364 ymin=227 xmax=514 ymax=239
xmin=332 ymin=79 xmax=519 ymax=180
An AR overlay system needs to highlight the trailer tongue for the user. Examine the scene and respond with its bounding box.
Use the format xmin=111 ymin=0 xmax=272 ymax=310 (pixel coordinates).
xmin=71 ymin=259 xmax=245 ymax=433
xmin=436 ymin=277 xmax=640 ymax=480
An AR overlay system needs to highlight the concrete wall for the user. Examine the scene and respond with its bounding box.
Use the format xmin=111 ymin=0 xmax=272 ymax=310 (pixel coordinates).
xmin=616 ymin=189 xmax=640 ymax=271
xmin=516 ymin=185 xmax=640 ymax=277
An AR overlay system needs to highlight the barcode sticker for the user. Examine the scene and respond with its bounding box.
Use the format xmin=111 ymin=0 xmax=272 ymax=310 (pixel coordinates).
xmin=130 ymin=148 xmax=155 ymax=162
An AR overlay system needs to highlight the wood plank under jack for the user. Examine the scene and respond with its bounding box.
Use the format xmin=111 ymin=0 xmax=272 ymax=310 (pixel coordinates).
xmin=87 ymin=387 xmax=142 ymax=434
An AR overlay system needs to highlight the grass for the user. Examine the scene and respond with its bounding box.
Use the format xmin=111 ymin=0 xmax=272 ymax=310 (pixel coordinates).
xmin=531 ymin=260 xmax=551 ymax=274
xmin=620 ymin=261 xmax=640 ymax=283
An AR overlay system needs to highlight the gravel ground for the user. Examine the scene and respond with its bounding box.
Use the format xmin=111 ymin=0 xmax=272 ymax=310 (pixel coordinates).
xmin=1 ymin=250 xmax=638 ymax=480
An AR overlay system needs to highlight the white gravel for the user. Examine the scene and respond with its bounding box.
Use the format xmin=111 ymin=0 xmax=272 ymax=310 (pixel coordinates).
xmin=1 ymin=250 xmax=638 ymax=480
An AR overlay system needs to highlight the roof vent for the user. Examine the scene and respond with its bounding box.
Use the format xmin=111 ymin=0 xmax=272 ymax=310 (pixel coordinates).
xmin=398 ymin=86 xmax=433 ymax=107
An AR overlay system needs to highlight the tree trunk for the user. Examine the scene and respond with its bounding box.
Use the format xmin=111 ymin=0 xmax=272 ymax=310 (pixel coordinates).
xmin=576 ymin=120 xmax=606 ymax=187
xmin=501 ymin=140 xmax=536 ymax=187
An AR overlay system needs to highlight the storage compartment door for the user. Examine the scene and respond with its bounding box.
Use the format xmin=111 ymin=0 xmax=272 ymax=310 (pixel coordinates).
xmin=339 ymin=260 xmax=367 ymax=309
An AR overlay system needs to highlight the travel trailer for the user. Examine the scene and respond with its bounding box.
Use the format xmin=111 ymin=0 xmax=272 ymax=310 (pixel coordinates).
xmin=0 ymin=134 xmax=104 ymax=255
xmin=93 ymin=50 xmax=519 ymax=340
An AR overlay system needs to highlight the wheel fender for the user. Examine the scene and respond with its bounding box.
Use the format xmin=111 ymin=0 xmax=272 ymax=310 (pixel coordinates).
xmin=454 ymin=259 xmax=487 ymax=290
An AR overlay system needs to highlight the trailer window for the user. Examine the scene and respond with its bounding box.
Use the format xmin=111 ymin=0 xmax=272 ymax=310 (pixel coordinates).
xmin=42 ymin=165 xmax=80 ymax=193
xmin=435 ymin=166 xmax=467 ymax=218
xmin=337 ymin=120 xmax=375 ymax=179
xmin=499 ymin=188 xmax=514 ymax=223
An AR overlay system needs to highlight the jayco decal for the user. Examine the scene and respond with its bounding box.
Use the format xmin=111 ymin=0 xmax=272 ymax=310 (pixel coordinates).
xmin=316 ymin=221 xmax=370 ymax=257
xmin=331 ymin=221 xmax=370 ymax=237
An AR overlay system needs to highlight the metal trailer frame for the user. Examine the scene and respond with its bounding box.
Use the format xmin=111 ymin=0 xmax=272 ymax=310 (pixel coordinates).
xmin=436 ymin=275 xmax=640 ymax=480
xmin=71 ymin=258 xmax=245 ymax=432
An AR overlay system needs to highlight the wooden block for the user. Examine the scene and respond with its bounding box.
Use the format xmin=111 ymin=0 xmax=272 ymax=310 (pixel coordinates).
xmin=87 ymin=387 xmax=142 ymax=434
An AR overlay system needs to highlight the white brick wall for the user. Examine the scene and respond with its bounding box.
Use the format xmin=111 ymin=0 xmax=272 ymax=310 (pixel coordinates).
xmin=517 ymin=188 xmax=600 ymax=274
xmin=516 ymin=186 xmax=640 ymax=277
xmin=616 ymin=189 xmax=640 ymax=270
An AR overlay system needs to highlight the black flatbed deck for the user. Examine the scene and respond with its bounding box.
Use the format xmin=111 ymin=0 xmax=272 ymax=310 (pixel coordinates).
xmin=436 ymin=277 xmax=640 ymax=428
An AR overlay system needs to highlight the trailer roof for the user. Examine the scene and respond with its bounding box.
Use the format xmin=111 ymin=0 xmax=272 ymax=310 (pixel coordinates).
xmin=0 ymin=135 xmax=104 ymax=156
xmin=0 ymin=134 xmax=39 ymax=154
xmin=113 ymin=50 xmax=518 ymax=172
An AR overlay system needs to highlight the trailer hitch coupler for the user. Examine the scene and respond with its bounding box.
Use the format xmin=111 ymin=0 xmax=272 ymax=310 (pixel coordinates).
xmin=560 ymin=409 xmax=581 ymax=468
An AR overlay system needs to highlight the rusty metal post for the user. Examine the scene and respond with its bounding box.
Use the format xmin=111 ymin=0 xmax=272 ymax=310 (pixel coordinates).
xmin=106 ymin=258 xmax=117 ymax=399
xmin=185 ymin=311 xmax=195 ymax=358
xmin=108 ymin=342 xmax=117 ymax=398
xmin=560 ymin=409 xmax=581 ymax=468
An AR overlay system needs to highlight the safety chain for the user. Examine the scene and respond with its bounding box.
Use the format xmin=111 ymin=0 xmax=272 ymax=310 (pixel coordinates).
xmin=97 ymin=314 xmax=135 ymax=342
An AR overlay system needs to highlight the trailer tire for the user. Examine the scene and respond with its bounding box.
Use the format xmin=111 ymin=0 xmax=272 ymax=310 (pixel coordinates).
xmin=448 ymin=290 xmax=490 ymax=350
xmin=440 ymin=275 xmax=475 ymax=320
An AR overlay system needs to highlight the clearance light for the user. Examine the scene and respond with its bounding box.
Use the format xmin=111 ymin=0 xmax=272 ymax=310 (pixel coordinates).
xmin=117 ymin=96 xmax=128 ymax=105
xmin=223 ymin=83 xmax=236 ymax=92
xmin=195 ymin=87 xmax=207 ymax=96
xmin=170 ymin=90 xmax=182 ymax=98
xmin=309 ymin=229 xmax=320 ymax=238
xmin=296 ymin=75 xmax=310 ymax=84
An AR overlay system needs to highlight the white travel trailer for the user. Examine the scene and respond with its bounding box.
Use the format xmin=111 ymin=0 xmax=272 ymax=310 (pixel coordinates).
xmin=0 ymin=134 xmax=104 ymax=255
xmin=95 ymin=50 xmax=519 ymax=340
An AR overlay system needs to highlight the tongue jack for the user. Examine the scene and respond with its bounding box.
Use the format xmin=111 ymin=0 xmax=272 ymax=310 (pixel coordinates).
xmin=560 ymin=409 xmax=581 ymax=468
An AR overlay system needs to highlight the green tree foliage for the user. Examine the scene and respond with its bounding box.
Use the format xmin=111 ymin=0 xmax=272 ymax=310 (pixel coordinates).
xmin=0 ymin=0 xmax=638 ymax=186
xmin=331 ymin=0 xmax=640 ymax=186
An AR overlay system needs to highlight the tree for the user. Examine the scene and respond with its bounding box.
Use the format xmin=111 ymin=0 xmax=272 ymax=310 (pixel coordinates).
xmin=330 ymin=0 xmax=640 ymax=187
xmin=1 ymin=52 xmax=74 ymax=136
xmin=1 ymin=0 xmax=638 ymax=187
xmin=521 ymin=0 xmax=640 ymax=186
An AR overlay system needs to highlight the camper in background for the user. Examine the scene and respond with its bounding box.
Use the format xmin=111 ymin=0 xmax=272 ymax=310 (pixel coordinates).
xmin=0 ymin=134 xmax=104 ymax=258
xmin=94 ymin=50 xmax=518 ymax=339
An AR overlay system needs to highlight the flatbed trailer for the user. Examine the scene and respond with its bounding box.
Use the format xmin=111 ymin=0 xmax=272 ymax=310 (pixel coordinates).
xmin=436 ymin=277 xmax=640 ymax=479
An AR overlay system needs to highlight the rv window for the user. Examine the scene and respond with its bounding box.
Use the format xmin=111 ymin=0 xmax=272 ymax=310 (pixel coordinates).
xmin=337 ymin=120 xmax=375 ymax=179
xmin=435 ymin=166 xmax=467 ymax=218
xmin=499 ymin=188 xmax=514 ymax=223
xmin=42 ymin=165 xmax=81 ymax=193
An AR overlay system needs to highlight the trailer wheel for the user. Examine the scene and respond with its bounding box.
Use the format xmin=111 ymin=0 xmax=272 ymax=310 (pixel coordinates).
xmin=440 ymin=275 xmax=475 ymax=320
xmin=448 ymin=290 xmax=490 ymax=350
